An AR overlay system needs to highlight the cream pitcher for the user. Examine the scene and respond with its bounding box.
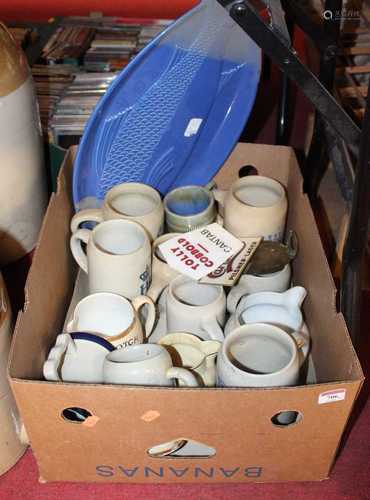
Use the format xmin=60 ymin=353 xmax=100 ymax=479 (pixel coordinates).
xmin=159 ymin=333 xmax=221 ymax=387
xmin=224 ymin=287 xmax=310 ymax=365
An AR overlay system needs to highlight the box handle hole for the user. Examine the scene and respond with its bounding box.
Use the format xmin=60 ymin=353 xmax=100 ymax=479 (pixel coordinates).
xmin=61 ymin=407 xmax=92 ymax=423
xmin=147 ymin=438 xmax=216 ymax=459
xmin=271 ymin=410 xmax=303 ymax=427
xmin=238 ymin=165 xmax=258 ymax=177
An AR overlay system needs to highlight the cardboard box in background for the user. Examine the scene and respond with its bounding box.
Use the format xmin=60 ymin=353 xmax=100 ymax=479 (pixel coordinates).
xmin=9 ymin=144 xmax=364 ymax=483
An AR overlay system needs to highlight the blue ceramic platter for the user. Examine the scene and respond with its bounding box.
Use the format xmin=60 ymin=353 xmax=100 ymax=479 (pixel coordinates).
xmin=73 ymin=0 xmax=261 ymax=210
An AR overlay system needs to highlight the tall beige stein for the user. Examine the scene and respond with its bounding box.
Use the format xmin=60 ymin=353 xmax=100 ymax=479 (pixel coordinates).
xmin=70 ymin=219 xmax=151 ymax=298
xmin=216 ymin=176 xmax=288 ymax=241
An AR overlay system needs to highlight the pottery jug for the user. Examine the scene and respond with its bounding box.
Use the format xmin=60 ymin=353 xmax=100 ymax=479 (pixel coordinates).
xmin=159 ymin=333 xmax=221 ymax=386
xmin=0 ymin=24 xmax=47 ymax=265
xmin=224 ymin=287 xmax=310 ymax=364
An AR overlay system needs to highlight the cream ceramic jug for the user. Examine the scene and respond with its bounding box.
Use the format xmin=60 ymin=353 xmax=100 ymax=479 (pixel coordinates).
xmin=159 ymin=333 xmax=221 ymax=387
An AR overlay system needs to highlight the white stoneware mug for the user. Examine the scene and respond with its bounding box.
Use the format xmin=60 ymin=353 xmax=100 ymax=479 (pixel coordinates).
xmin=217 ymin=324 xmax=300 ymax=387
xmin=159 ymin=332 xmax=221 ymax=387
xmin=225 ymin=287 xmax=310 ymax=365
xmin=227 ymin=263 xmax=292 ymax=313
xmin=147 ymin=233 xmax=180 ymax=302
xmin=103 ymin=344 xmax=199 ymax=386
xmin=66 ymin=292 xmax=156 ymax=348
xmin=166 ymin=275 xmax=226 ymax=341
xmin=43 ymin=332 xmax=115 ymax=383
xmin=163 ymin=185 xmax=217 ymax=233
xmin=70 ymin=182 xmax=164 ymax=241
xmin=215 ymin=176 xmax=288 ymax=241
xmin=70 ymin=219 xmax=151 ymax=298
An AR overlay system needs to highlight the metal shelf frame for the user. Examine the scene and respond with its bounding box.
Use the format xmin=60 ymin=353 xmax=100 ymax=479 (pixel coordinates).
xmin=218 ymin=0 xmax=370 ymax=347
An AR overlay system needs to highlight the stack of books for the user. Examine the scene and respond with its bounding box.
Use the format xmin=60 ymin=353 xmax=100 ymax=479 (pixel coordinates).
xmin=49 ymin=72 xmax=117 ymax=147
xmin=37 ymin=16 xmax=172 ymax=145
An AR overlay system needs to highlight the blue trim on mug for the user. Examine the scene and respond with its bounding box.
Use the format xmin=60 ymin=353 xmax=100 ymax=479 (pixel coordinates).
xmin=70 ymin=332 xmax=115 ymax=352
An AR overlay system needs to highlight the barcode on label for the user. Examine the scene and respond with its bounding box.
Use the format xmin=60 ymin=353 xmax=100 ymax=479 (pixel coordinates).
xmin=318 ymin=389 xmax=346 ymax=405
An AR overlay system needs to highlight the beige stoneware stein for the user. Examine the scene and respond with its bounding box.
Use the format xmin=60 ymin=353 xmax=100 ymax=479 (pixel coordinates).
xmin=214 ymin=175 xmax=288 ymax=241
xmin=70 ymin=182 xmax=164 ymax=241
xmin=70 ymin=219 xmax=151 ymax=298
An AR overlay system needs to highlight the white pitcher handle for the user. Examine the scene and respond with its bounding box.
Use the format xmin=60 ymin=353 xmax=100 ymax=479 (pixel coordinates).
xmin=43 ymin=334 xmax=71 ymax=381
xmin=70 ymin=208 xmax=103 ymax=233
xmin=201 ymin=316 xmax=225 ymax=342
xmin=132 ymin=295 xmax=156 ymax=339
xmin=166 ymin=367 xmax=199 ymax=387
xmin=70 ymin=228 xmax=91 ymax=273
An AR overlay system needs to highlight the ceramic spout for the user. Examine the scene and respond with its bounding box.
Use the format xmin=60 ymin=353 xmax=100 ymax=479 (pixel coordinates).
xmin=283 ymin=286 xmax=307 ymax=309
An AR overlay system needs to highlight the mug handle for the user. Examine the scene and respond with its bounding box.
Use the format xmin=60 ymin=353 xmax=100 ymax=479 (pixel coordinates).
xmin=66 ymin=319 xmax=75 ymax=333
xmin=132 ymin=295 xmax=156 ymax=339
xmin=70 ymin=228 xmax=91 ymax=273
xmin=216 ymin=213 xmax=224 ymax=226
xmin=226 ymin=285 xmax=244 ymax=314
xmin=70 ymin=208 xmax=103 ymax=233
xmin=147 ymin=279 xmax=167 ymax=302
xmin=200 ymin=316 xmax=225 ymax=342
xmin=43 ymin=333 xmax=71 ymax=381
xmin=166 ymin=367 xmax=199 ymax=387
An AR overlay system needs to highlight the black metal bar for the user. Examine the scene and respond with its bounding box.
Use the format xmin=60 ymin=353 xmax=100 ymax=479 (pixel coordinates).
xmin=275 ymin=15 xmax=294 ymax=145
xmin=219 ymin=0 xmax=361 ymax=152
xmin=341 ymin=79 xmax=370 ymax=347
xmin=304 ymin=0 xmax=343 ymax=200
xmin=265 ymin=0 xmax=291 ymax=47
xmin=324 ymin=123 xmax=355 ymax=205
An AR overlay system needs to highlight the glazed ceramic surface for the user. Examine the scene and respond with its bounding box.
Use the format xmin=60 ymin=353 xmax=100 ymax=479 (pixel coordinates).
xmin=166 ymin=275 xmax=226 ymax=341
xmin=159 ymin=332 xmax=221 ymax=386
xmin=225 ymin=287 xmax=310 ymax=364
xmin=0 ymin=24 xmax=47 ymax=264
xmin=163 ymin=185 xmax=217 ymax=232
xmin=147 ymin=233 xmax=180 ymax=301
xmin=43 ymin=332 xmax=115 ymax=383
xmin=70 ymin=219 xmax=151 ymax=298
xmin=70 ymin=182 xmax=164 ymax=241
xmin=215 ymin=176 xmax=287 ymax=241
xmin=217 ymin=324 xmax=300 ymax=387
xmin=103 ymin=343 xmax=198 ymax=386
xmin=66 ymin=292 xmax=156 ymax=348
xmin=226 ymin=263 xmax=292 ymax=313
